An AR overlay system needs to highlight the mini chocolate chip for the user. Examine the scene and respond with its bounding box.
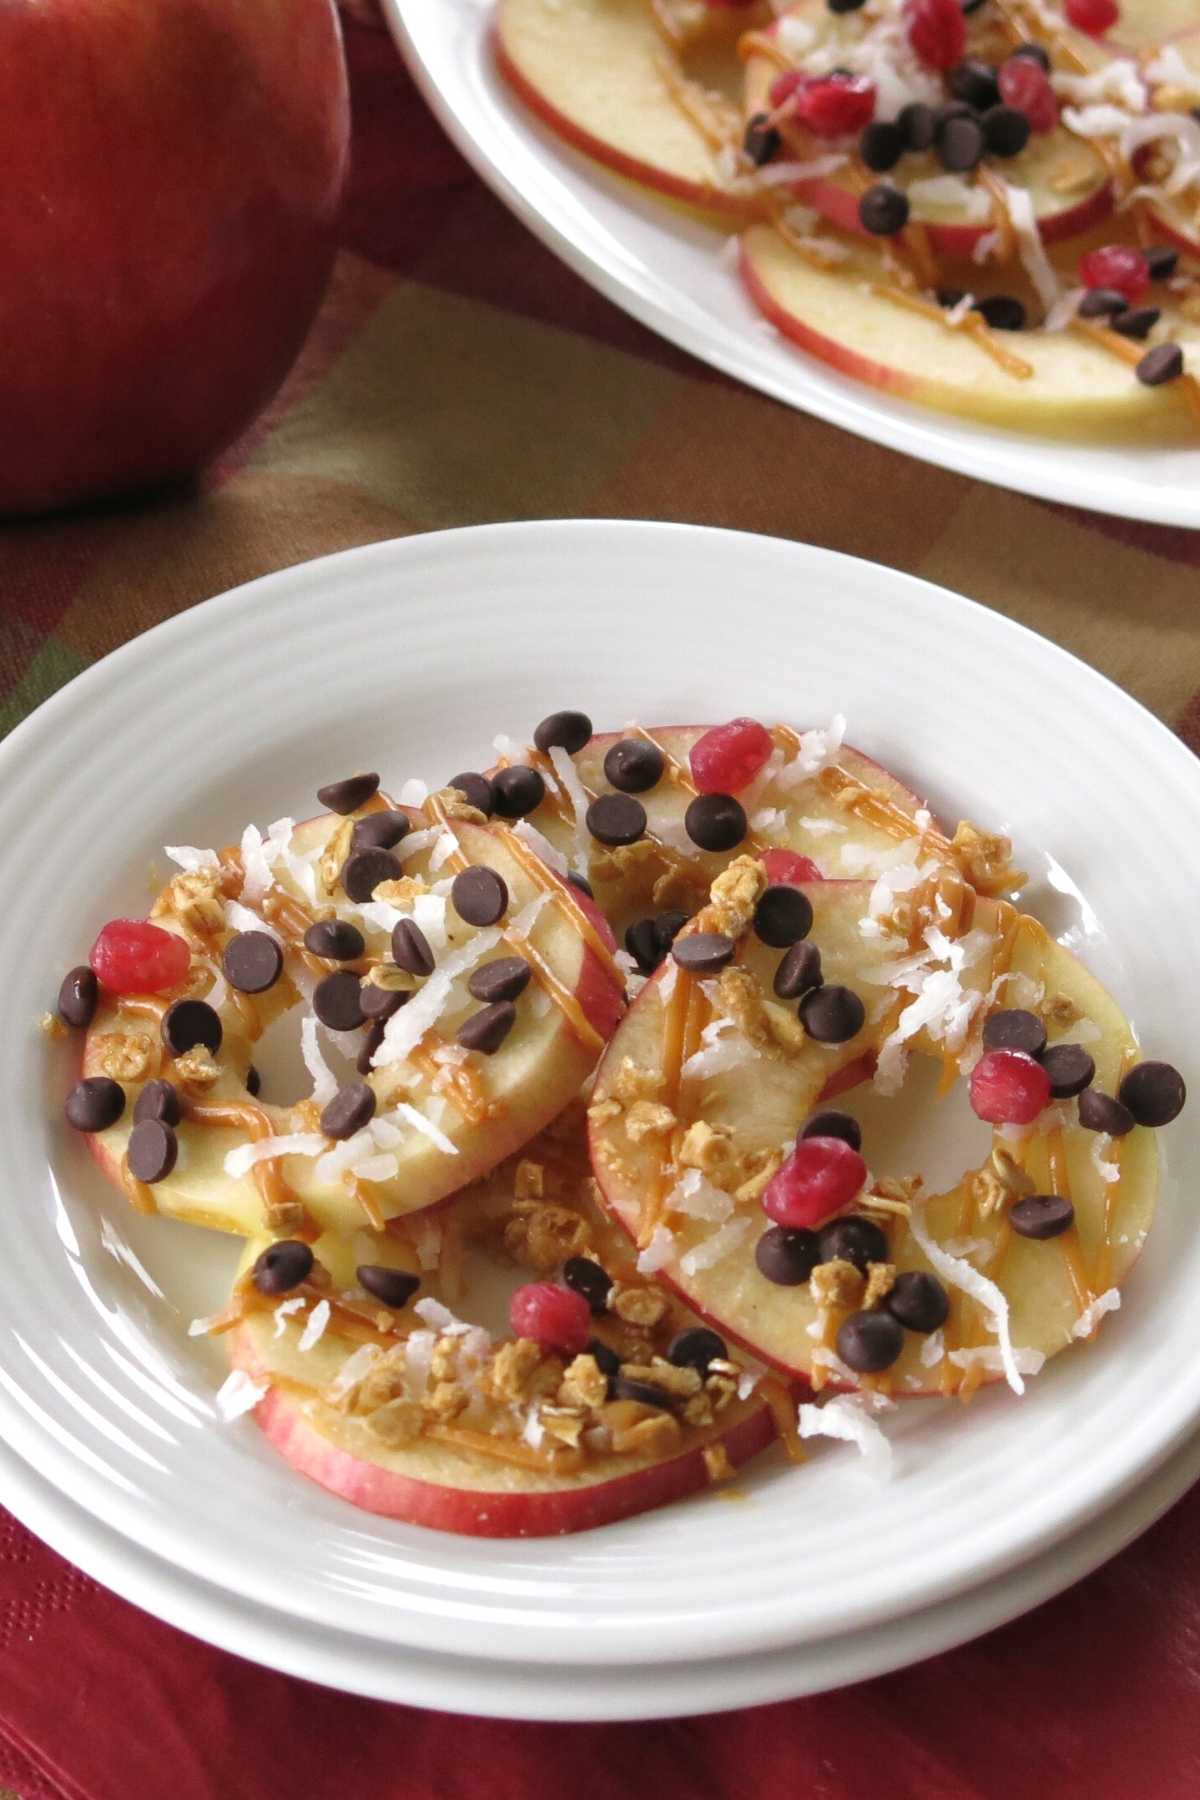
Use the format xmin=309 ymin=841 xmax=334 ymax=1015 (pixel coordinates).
xmin=491 ymin=765 xmax=545 ymax=819
xmin=653 ymin=910 xmax=689 ymax=955
xmin=1144 ymin=244 xmax=1178 ymax=281
xmin=246 ymin=1064 xmax=262 ymax=1097
xmin=859 ymin=121 xmax=904 ymax=172
xmin=313 ymin=970 xmax=365 ymax=1032
xmin=753 ymin=885 xmax=813 ymax=949
xmin=357 ymin=1264 xmax=421 ymax=1308
xmin=57 ymin=965 xmax=98 ymax=1029
xmin=886 ymin=1271 xmax=949 ymax=1333
xmin=800 ymin=984 xmax=865 ymax=1044
xmin=1111 ymin=306 xmax=1160 ymax=341
xmin=359 ymin=983 xmax=408 ymax=1022
xmin=898 ymin=101 xmax=936 ymax=151
xmin=1077 ymin=1088 xmax=1135 ymax=1136
xmin=1078 ymin=287 xmax=1128 ymax=318
xmin=938 ymin=115 xmax=986 ymax=172
xmin=161 ymin=998 xmax=222 ymax=1057
xmin=1041 ymin=1043 xmax=1095 ymax=1099
xmin=534 ymin=710 xmax=592 ymax=755
xmin=321 ymin=1081 xmax=377 ymax=1140
xmin=667 ymin=1327 xmax=727 ymax=1375
xmin=837 ymin=1309 xmax=904 ymax=1373
xmin=818 ymin=1215 xmax=888 ymax=1274
xmin=800 ymin=1110 xmax=862 ymax=1152
xmin=357 ymin=1019 xmax=385 ymax=1075
xmin=351 ymin=810 xmax=411 ymax=852
xmin=671 ymin=932 xmax=736 ymax=975
xmin=858 ymin=183 xmax=910 ymax=235
xmin=744 ymin=110 xmax=781 ymax=167
xmin=1009 ymin=41 xmax=1050 ymax=71
xmin=1010 ymin=1194 xmax=1075 ymax=1240
xmin=317 ymin=772 xmax=380 ymax=815
xmin=563 ymin=1256 xmax=612 ymax=1316
xmin=448 ymin=772 xmax=495 ymax=817
xmin=134 ymin=1079 xmax=182 ymax=1127
xmin=456 ymin=1000 xmax=517 ymax=1055
xmin=828 ymin=0 xmax=867 ymax=11
xmin=937 ymin=286 xmax=967 ymax=309
xmin=684 ymin=793 xmax=747 ymax=852
xmin=982 ymin=103 xmax=1031 ymax=157
xmin=65 ymin=1076 xmax=125 ymax=1133
xmin=774 ymin=940 xmax=822 ymax=1000
xmin=1118 ymin=1060 xmax=1186 ymax=1128
xmin=127 ymin=1118 xmax=178 ymax=1184
xmin=567 ymin=871 xmax=594 ymax=899
xmin=303 ymin=918 xmax=365 ymax=961
xmin=586 ymin=792 xmax=646 ymax=847
xmin=613 ymin=1374 xmax=672 ymax=1410
xmin=976 ymin=294 xmax=1026 ymax=331
xmin=341 ymin=847 xmax=402 ymax=904
xmin=603 ymin=738 xmax=665 ymax=794
xmin=392 ymin=917 xmax=435 ymax=976
xmin=625 ymin=918 xmax=660 ymax=975
xmin=948 ymin=58 xmax=1000 ymax=110
xmin=253 ymin=1239 xmax=313 ymax=1296
xmin=1137 ymin=342 xmax=1184 ymax=386
xmin=222 ymin=930 xmax=283 ymax=995
xmin=755 ymin=1225 xmax=820 ymax=1286
xmin=451 ymin=865 xmax=509 ymax=927
xmin=982 ymin=1008 xmax=1047 ymax=1059
xmin=588 ymin=1338 xmax=621 ymax=1378
xmin=468 ymin=957 xmax=532 ymax=1004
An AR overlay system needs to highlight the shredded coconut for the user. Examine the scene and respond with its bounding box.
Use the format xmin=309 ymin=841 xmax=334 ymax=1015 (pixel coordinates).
xmin=223 ymin=1133 xmax=327 ymax=1180
xmin=522 ymin=1406 xmax=546 ymax=1450
xmin=679 ymin=1215 xmax=751 ymax=1276
xmin=682 ymin=1017 xmax=757 ymax=1082
xmin=414 ymin=1296 xmax=474 ymax=1336
xmin=224 ymin=899 xmax=282 ymax=941
xmin=1090 ymin=1132 xmax=1121 ymax=1185
xmin=273 ymin=1297 xmax=307 ymax=1339
xmin=972 ymin=228 xmax=1001 ymax=265
xmin=165 ymin=844 xmax=219 ymax=872
xmin=429 ymin=828 xmax=458 ymax=873
xmin=297 ymin=1298 xmax=331 ymax=1352
xmin=636 ymin=1223 xmax=677 ymax=1275
xmin=239 ymin=824 xmax=273 ymax=904
xmin=349 ymin=1152 xmax=399 ymax=1183
xmin=797 ymin=815 xmax=847 ymax=835
xmin=777 ymin=714 xmax=847 ymax=786
xmin=909 ymin=1196 xmax=1024 ymax=1395
xmin=492 ymin=734 xmax=530 ymax=765
xmin=398 ymin=778 xmax=429 ymax=807
xmin=214 ymin=1369 xmax=268 ymax=1421
xmin=919 ymin=1327 xmax=945 ymax=1368
xmin=797 ymin=1392 xmax=893 ymax=1478
xmin=372 ymin=927 xmax=503 ymax=1068
xmin=1054 ymin=58 xmax=1146 ymax=112
xmin=753 ymin=154 xmax=848 ymax=188
xmin=389 ymin=1101 xmax=459 ymax=1157
xmin=547 ymin=746 xmax=593 ymax=874
xmin=948 ymin=1345 xmax=1045 ymax=1377
xmin=1073 ymin=1288 xmax=1121 ymax=1339
xmin=667 ymin=1166 xmax=734 ymax=1224
xmin=512 ymin=818 xmax=569 ymax=877
xmin=300 ymin=1016 xmax=339 ymax=1106
xmin=404 ymin=1330 xmax=435 ymax=1393
xmin=1042 ymin=287 xmax=1084 ymax=333
xmin=908 ymin=174 xmax=991 ymax=220
xmin=997 ymin=178 xmax=1061 ymax=311
xmin=326 ymin=1342 xmax=383 ymax=1403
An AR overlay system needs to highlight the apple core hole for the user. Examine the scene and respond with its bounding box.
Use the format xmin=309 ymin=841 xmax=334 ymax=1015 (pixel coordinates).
xmin=248 ymin=1004 xmax=360 ymax=1108
xmin=825 ymin=1054 xmax=995 ymax=1196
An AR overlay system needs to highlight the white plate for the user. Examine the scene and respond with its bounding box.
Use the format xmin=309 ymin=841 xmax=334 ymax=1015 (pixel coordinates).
xmin=3 ymin=520 xmax=1199 ymax=1675
xmin=386 ymin=0 xmax=1200 ymax=528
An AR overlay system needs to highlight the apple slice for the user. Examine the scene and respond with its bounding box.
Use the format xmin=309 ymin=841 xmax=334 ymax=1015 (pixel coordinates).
xmin=589 ymin=876 xmax=1159 ymax=1398
xmin=1125 ymin=29 xmax=1200 ymax=256
xmin=82 ymin=801 xmax=624 ymax=1238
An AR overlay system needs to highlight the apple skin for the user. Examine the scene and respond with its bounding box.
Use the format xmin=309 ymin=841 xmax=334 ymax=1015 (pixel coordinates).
xmin=0 ymin=0 xmax=350 ymax=516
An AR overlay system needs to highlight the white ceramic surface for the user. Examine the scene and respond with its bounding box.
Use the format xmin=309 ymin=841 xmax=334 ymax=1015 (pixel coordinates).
xmin=2 ymin=521 xmax=1199 ymax=1681
xmin=385 ymin=0 xmax=1200 ymax=528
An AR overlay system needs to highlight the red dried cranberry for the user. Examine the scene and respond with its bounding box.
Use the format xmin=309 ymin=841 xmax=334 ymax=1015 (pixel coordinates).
xmin=689 ymin=718 xmax=773 ymax=795
xmin=1079 ymin=244 xmax=1149 ymax=304
xmin=509 ymin=1282 xmax=591 ymax=1356
xmin=794 ymin=75 xmax=877 ymax=139
xmin=997 ymin=56 xmax=1058 ymax=132
xmin=903 ymin=0 xmax=966 ymax=72
xmin=761 ymin=847 xmax=823 ymax=885
xmin=1065 ymin=0 xmax=1119 ymax=33
xmin=969 ymin=1049 xmax=1052 ymax=1125
xmin=761 ymin=1136 xmax=868 ymax=1230
xmin=89 ymin=919 xmax=191 ymax=995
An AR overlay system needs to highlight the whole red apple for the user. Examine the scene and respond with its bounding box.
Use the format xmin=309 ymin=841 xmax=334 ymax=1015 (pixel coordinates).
xmin=0 ymin=0 xmax=350 ymax=516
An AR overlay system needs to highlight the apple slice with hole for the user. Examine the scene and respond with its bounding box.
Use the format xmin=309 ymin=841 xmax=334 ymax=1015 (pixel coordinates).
xmin=743 ymin=3 xmax=1112 ymax=254
xmin=83 ymin=804 xmax=624 ymax=1238
xmin=1125 ymin=27 xmax=1200 ymax=257
xmin=589 ymin=880 xmax=1157 ymax=1397
xmin=740 ymin=226 xmax=1200 ymax=433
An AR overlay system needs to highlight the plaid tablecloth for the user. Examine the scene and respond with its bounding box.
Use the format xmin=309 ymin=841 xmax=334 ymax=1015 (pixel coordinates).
xmin=2 ymin=13 xmax=1200 ymax=1798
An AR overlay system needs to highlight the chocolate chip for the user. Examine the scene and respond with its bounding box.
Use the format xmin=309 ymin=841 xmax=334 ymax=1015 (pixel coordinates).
xmin=827 ymin=0 xmax=867 ymax=11
xmin=755 ymin=1225 xmax=820 ymax=1286
xmin=491 ymin=765 xmax=545 ymax=819
xmin=1111 ymin=307 xmax=1160 ymax=341
xmin=357 ymin=1019 xmax=385 ymax=1074
xmin=351 ymin=810 xmax=411 ymax=852
xmin=837 ymin=1310 xmax=904 ymax=1373
xmin=586 ymin=793 xmax=646 ymax=847
xmin=948 ymin=58 xmax=1000 ymax=110
xmin=567 ymin=872 xmax=594 ymax=899
xmin=603 ymin=738 xmax=664 ymax=793
xmin=222 ymin=930 xmax=283 ymax=995
xmin=563 ymin=1256 xmax=612 ymax=1316
xmin=858 ymin=183 xmax=910 ymax=235
xmin=753 ymin=885 xmax=813 ymax=949
xmin=671 ymin=932 xmax=736 ymax=975
xmin=303 ymin=918 xmax=365 ymax=961
xmin=134 ymin=1078 xmax=182 ymax=1127
xmin=161 ymin=998 xmax=222 ymax=1057
xmin=1144 ymin=244 xmax=1178 ymax=282
xmin=938 ymin=114 xmax=986 ymax=171
xmin=127 ymin=1118 xmax=178 ymax=1184
xmin=744 ymin=110 xmax=781 ymax=167
xmin=312 ymin=970 xmax=365 ymax=1032
xmin=982 ymin=103 xmax=1030 ymax=157
xmin=684 ymin=793 xmax=747 ymax=852
xmin=774 ymin=941 xmax=822 ymax=1000
xmin=667 ymin=1327 xmax=727 ymax=1374
xmin=252 ymin=1239 xmax=313 ymax=1295
xmin=654 ymin=910 xmax=689 ymax=955
xmin=321 ymin=1081 xmax=377 ymax=1140
xmin=1009 ymin=41 xmax=1050 ymax=71
xmin=937 ymin=286 xmax=967 ymax=309
xmin=1041 ymin=1043 xmax=1095 ymax=1099
xmin=898 ymin=101 xmax=936 ymax=151
xmin=468 ymin=957 xmax=532 ymax=1004
xmin=818 ymin=1215 xmax=888 ymax=1274
xmin=451 ymin=865 xmax=508 ymax=927
xmin=982 ymin=1008 xmax=1047 ymax=1059
xmin=356 ymin=1264 xmax=421 ymax=1309
xmin=612 ymin=1374 xmax=672 ymax=1410
xmin=359 ymin=982 xmax=408 ymax=1021
xmin=246 ymin=1065 xmax=262 ymax=1097
xmin=625 ymin=918 xmax=660 ymax=974
xmin=534 ymin=710 xmax=592 ymax=755
xmin=800 ymin=1110 xmax=861 ymax=1152
xmin=1010 ymin=1194 xmax=1075 ymax=1240
xmin=1137 ymin=342 xmax=1184 ymax=386
xmin=341 ymin=847 xmax=402 ymax=904
xmin=57 ymin=965 xmax=98 ymax=1029
xmin=800 ymin=984 xmax=865 ymax=1044
xmin=317 ymin=772 xmax=380 ymax=815
xmin=976 ymin=294 xmax=1026 ymax=331
xmin=1118 ymin=1060 xmax=1186 ymax=1128
xmin=391 ymin=917 xmax=435 ymax=976
xmin=456 ymin=1000 xmax=517 ymax=1055
xmin=65 ymin=1076 xmax=125 ymax=1133
xmin=886 ymin=1271 xmax=949 ymax=1333
xmin=859 ymin=121 xmax=904 ymax=172
xmin=1077 ymin=1088 xmax=1135 ymax=1137
xmin=588 ymin=1338 xmax=620 ymax=1378
xmin=448 ymin=772 xmax=494 ymax=817
xmin=1078 ymin=287 xmax=1128 ymax=318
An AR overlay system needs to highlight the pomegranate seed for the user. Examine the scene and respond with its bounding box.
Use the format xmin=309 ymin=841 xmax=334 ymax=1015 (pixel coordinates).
xmin=1065 ymin=0 xmax=1118 ymax=34
xmin=969 ymin=1049 xmax=1052 ymax=1125
xmin=761 ymin=1137 xmax=867 ymax=1230
xmin=89 ymin=919 xmax=191 ymax=995
xmin=795 ymin=75 xmax=877 ymax=138
xmin=903 ymin=0 xmax=966 ymax=72
xmin=998 ymin=56 xmax=1058 ymax=133
xmin=761 ymin=847 xmax=823 ymax=885
xmin=1078 ymin=244 xmax=1150 ymax=303
xmin=509 ymin=1282 xmax=592 ymax=1356
xmin=768 ymin=70 xmax=807 ymax=110
xmin=690 ymin=718 xmax=773 ymax=794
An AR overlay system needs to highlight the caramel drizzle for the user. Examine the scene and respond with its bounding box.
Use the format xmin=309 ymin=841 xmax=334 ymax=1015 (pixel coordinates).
xmin=495 ymin=813 xmax=625 ymax=992
xmin=867 ymin=281 xmax=1033 ymax=378
xmin=760 ymin=1376 xmax=804 ymax=1463
xmin=637 ymin=965 xmax=697 ymax=1250
xmin=186 ymin=1099 xmax=316 ymax=1236
xmin=1070 ymin=318 xmax=1200 ymax=421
